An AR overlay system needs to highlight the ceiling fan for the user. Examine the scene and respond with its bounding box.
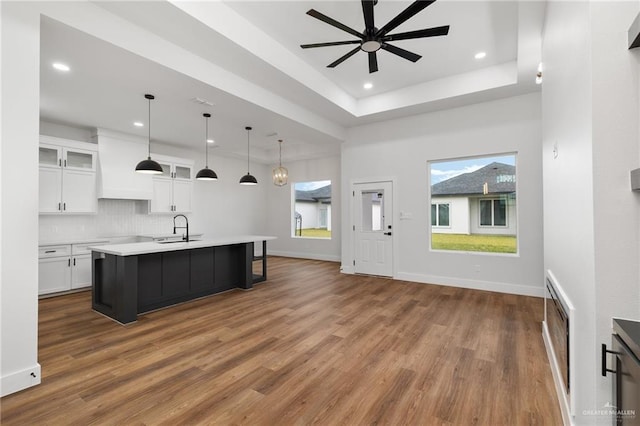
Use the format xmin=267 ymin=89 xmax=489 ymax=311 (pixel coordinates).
xmin=301 ymin=0 xmax=449 ymax=74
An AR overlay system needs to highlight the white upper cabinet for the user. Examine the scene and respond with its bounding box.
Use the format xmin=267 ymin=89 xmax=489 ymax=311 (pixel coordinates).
xmin=149 ymin=155 xmax=193 ymax=214
xmin=38 ymin=136 xmax=98 ymax=214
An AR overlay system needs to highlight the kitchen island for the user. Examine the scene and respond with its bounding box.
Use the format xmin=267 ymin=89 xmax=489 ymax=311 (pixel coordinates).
xmin=89 ymin=236 xmax=275 ymax=324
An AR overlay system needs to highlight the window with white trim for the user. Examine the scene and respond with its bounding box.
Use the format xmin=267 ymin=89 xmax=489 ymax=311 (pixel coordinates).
xmin=479 ymin=198 xmax=507 ymax=227
xmin=431 ymin=203 xmax=450 ymax=227
xmin=428 ymin=153 xmax=518 ymax=254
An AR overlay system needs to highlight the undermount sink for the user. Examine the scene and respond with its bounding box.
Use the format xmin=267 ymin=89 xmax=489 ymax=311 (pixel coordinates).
xmin=157 ymin=239 xmax=201 ymax=244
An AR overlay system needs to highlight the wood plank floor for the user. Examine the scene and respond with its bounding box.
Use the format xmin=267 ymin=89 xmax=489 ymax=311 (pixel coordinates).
xmin=1 ymin=257 xmax=562 ymax=425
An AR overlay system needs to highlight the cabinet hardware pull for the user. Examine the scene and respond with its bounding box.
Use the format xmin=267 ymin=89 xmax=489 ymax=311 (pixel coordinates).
xmin=64 ymin=159 xmax=67 ymax=167
xmin=44 ymin=250 xmax=56 ymax=253
xmin=68 ymin=259 xmax=71 ymax=267
xmin=63 ymin=203 xmax=66 ymax=211
xmin=73 ymin=258 xmax=76 ymax=266
xmin=58 ymin=159 xmax=61 ymax=166
xmin=58 ymin=202 xmax=61 ymax=211
xmin=384 ymin=232 xmax=392 ymax=236
xmin=601 ymin=343 xmax=619 ymax=376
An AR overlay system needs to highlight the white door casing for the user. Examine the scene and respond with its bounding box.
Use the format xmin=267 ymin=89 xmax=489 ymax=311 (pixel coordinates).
xmin=353 ymin=181 xmax=393 ymax=277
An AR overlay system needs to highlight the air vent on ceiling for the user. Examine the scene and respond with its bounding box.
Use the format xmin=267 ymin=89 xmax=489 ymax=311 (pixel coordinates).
xmin=190 ymin=97 xmax=214 ymax=106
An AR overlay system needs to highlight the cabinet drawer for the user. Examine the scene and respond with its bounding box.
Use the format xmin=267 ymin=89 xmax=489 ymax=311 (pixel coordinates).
xmin=72 ymin=241 xmax=108 ymax=255
xmin=39 ymin=244 xmax=71 ymax=258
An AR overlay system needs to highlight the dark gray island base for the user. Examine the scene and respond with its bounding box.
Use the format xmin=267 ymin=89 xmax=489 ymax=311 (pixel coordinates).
xmin=90 ymin=237 xmax=273 ymax=324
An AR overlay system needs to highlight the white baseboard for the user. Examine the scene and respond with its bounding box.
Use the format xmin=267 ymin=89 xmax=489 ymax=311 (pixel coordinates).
xmin=340 ymin=265 xmax=354 ymax=274
xmin=395 ymin=272 xmax=544 ymax=297
xmin=268 ymin=250 xmax=340 ymax=263
xmin=542 ymin=321 xmax=573 ymax=426
xmin=1 ymin=363 xmax=41 ymax=397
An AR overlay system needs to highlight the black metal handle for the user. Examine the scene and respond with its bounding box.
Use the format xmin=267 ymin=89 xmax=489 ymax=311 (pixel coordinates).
xmin=73 ymin=258 xmax=76 ymax=266
xmin=68 ymin=259 xmax=71 ymax=267
xmin=45 ymin=250 xmax=56 ymax=253
xmin=58 ymin=202 xmax=61 ymax=211
xmin=58 ymin=159 xmax=62 ymax=166
xmin=384 ymin=232 xmax=392 ymax=236
xmin=64 ymin=159 xmax=67 ymax=167
xmin=63 ymin=202 xmax=66 ymax=211
xmin=602 ymin=343 xmax=618 ymax=376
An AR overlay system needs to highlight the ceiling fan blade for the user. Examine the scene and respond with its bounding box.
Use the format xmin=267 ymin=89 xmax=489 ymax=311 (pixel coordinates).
xmin=368 ymin=52 xmax=378 ymax=73
xmin=377 ymin=0 xmax=436 ymax=36
xmin=381 ymin=43 xmax=422 ymax=62
xmin=327 ymin=46 xmax=361 ymax=68
xmin=362 ymin=0 xmax=375 ymax=30
xmin=382 ymin=25 xmax=449 ymax=42
xmin=301 ymin=40 xmax=361 ymax=49
xmin=307 ymin=9 xmax=364 ymax=39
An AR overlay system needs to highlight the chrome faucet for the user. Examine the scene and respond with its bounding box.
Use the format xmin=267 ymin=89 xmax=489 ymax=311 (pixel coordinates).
xmin=173 ymin=214 xmax=189 ymax=242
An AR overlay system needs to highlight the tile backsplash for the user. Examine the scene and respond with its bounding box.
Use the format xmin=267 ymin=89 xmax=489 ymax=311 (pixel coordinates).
xmin=39 ymin=199 xmax=180 ymax=242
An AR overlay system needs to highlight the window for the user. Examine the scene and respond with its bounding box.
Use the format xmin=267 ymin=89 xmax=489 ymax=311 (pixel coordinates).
xmin=292 ymin=180 xmax=331 ymax=239
xmin=431 ymin=203 xmax=450 ymax=227
xmin=480 ymin=198 xmax=507 ymax=227
xmin=429 ymin=154 xmax=517 ymax=254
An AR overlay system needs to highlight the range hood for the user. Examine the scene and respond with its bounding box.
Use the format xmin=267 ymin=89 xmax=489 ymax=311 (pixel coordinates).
xmin=91 ymin=128 xmax=154 ymax=200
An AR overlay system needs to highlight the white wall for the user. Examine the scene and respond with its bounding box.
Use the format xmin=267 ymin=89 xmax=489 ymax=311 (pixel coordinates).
xmin=590 ymin=0 xmax=640 ymax=418
xmin=1 ymin=2 xmax=42 ymax=396
xmin=542 ymin=1 xmax=640 ymax=423
xmin=342 ymin=93 xmax=543 ymax=296
xmin=266 ymin=156 xmax=341 ymax=262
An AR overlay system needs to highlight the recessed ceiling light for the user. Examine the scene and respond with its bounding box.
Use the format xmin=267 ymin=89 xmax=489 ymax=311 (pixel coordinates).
xmin=363 ymin=82 xmax=373 ymax=90
xmin=474 ymin=52 xmax=486 ymax=60
xmin=52 ymin=62 xmax=70 ymax=72
xmin=207 ymin=139 xmax=214 ymax=144
xmin=133 ymin=122 xmax=144 ymax=127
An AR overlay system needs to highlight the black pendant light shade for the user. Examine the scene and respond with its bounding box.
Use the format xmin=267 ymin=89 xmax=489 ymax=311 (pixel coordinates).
xmin=239 ymin=126 xmax=257 ymax=185
xmin=135 ymin=94 xmax=163 ymax=174
xmin=196 ymin=167 xmax=218 ymax=180
xmin=196 ymin=113 xmax=218 ymax=181
xmin=239 ymin=173 xmax=258 ymax=185
xmin=136 ymin=157 xmax=163 ymax=174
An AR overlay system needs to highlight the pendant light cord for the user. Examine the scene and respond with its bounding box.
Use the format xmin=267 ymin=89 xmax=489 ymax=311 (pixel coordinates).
xmin=147 ymin=98 xmax=151 ymax=158
xmin=205 ymin=116 xmax=209 ymax=168
xmin=247 ymin=128 xmax=250 ymax=174
xmin=279 ymin=140 xmax=283 ymax=167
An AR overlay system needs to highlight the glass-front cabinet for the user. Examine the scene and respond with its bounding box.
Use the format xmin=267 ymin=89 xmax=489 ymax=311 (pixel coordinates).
xmin=149 ymin=155 xmax=193 ymax=214
xmin=38 ymin=137 xmax=98 ymax=214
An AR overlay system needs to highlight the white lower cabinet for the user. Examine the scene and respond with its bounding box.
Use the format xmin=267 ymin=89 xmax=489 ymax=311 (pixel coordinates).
xmin=38 ymin=256 xmax=72 ymax=295
xmin=71 ymin=254 xmax=91 ymax=289
xmin=38 ymin=241 xmax=107 ymax=295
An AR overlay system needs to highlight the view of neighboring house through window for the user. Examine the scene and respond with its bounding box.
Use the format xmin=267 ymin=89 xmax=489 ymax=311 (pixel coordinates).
xmin=429 ymin=154 xmax=517 ymax=254
xmin=292 ymin=180 xmax=331 ymax=239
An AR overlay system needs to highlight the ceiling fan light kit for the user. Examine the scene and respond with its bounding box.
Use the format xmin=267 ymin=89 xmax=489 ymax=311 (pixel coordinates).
xmin=301 ymin=0 xmax=450 ymax=74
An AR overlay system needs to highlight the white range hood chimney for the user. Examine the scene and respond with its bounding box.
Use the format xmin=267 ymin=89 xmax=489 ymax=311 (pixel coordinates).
xmin=92 ymin=128 xmax=154 ymax=200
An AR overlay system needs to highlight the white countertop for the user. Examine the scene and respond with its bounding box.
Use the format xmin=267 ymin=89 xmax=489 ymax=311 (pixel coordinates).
xmin=40 ymin=238 xmax=110 ymax=246
xmin=89 ymin=235 xmax=276 ymax=256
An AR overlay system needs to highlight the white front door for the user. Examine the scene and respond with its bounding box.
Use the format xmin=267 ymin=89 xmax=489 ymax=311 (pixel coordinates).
xmin=353 ymin=181 xmax=393 ymax=277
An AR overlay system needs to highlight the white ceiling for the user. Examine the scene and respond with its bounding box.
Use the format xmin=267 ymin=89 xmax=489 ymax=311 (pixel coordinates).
xmin=225 ymin=1 xmax=518 ymax=98
xmin=39 ymin=0 xmax=545 ymax=163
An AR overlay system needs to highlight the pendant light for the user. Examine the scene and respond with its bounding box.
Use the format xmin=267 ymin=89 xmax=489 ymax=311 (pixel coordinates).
xmin=272 ymin=139 xmax=288 ymax=186
xmin=196 ymin=113 xmax=218 ymax=181
xmin=135 ymin=94 xmax=163 ymax=174
xmin=239 ymin=126 xmax=257 ymax=185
